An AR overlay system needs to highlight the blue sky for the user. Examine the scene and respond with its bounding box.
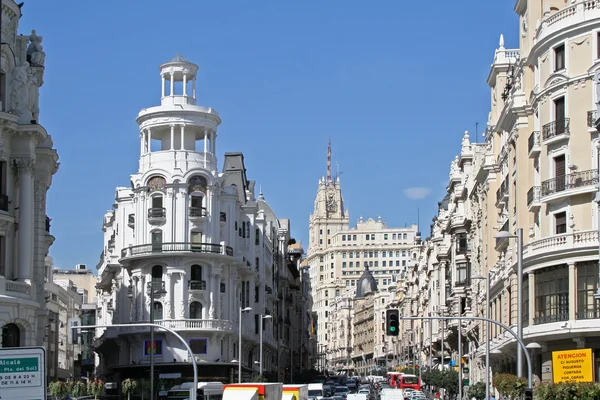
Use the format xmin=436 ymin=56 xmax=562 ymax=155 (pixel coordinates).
xmin=19 ymin=0 xmax=518 ymax=270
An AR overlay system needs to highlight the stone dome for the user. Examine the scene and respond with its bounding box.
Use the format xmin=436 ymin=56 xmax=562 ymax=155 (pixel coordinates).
xmin=355 ymin=265 xmax=378 ymax=298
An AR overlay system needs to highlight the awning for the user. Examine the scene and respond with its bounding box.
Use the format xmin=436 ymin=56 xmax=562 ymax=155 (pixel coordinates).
xmin=223 ymin=388 xmax=258 ymax=400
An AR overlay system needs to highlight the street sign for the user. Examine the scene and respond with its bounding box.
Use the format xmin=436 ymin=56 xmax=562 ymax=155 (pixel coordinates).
xmin=0 ymin=347 xmax=46 ymax=400
xmin=552 ymin=348 xmax=593 ymax=383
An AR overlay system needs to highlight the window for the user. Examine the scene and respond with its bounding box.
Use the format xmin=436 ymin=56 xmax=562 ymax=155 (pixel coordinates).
xmin=342 ymin=235 xmax=346 ymax=241
xmin=189 ymin=338 xmax=208 ymax=354
xmin=342 ymin=252 xmax=347 ymax=259
xmin=554 ymin=97 xmax=566 ymax=134
xmin=0 ymin=161 xmax=6 ymax=211
xmin=151 ymin=230 xmax=163 ymax=251
xmin=353 ymin=235 xmax=357 ymax=240
xmin=371 ymin=234 xmax=375 ymax=240
xmin=191 ymin=231 xmax=202 ymax=249
xmin=190 ymin=195 xmax=204 ymax=216
xmin=554 ymin=154 xmax=566 ymax=193
xmin=0 ymin=72 xmax=5 ymax=112
xmin=365 ymin=234 xmax=369 ymax=240
xmin=1 ymin=324 xmax=20 ymax=348
xmin=152 ymin=302 xmax=163 ymax=320
xmin=189 ymin=301 xmax=203 ymax=319
xmin=455 ymin=263 xmax=470 ymax=286
xmin=255 ymin=285 xmax=259 ymax=302
xmin=151 ymin=195 xmax=163 ymax=210
xmin=577 ymin=262 xmax=598 ymax=320
xmin=403 ymin=233 xmax=407 ymax=239
xmin=384 ymin=234 xmax=388 ymax=240
xmin=534 ymin=266 xmax=569 ymax=325
xmin=144 ymin=339 xmax=163 ymax=356
xmin=393 ymin=234 xmax=397 ymax=239
xmin=456 ymin=233 xmax=469 ymax=254
xmin=554 ymin=44 xmax=565 ymax=71
xmin=151 ymin=265 xmax=163 ymax=281
xmin=255 ymin=314 xmax=259 ymax=334
xmin=191 ymin=264 xmax=203 ymax=281
xmin=597 ymin=32 xmax=600 ymax=59
xmin=555 ymin=212 xmax=567 ymax=234
xmin=255 ymin=228 xmax=260 ymax=245
xmin=342 ymin=262 xmax=346 ymax=268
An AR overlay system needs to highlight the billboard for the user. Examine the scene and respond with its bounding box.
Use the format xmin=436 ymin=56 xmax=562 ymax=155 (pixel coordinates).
xmin=0 ymin=346 xmax=46 ymax=400
xmin=551 ymin=348 xmax=594 ymax=384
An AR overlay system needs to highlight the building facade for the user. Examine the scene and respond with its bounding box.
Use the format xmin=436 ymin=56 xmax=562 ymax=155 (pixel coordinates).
xmin=94 ymin=55 xmax=304 ymax=385
xmin=396 ymin=0 xmax=600 ymax=390
xmin=306 ymin=143 xmax=421 ymax=373
xmin=0 ymin=0 xmax=59 ymax=348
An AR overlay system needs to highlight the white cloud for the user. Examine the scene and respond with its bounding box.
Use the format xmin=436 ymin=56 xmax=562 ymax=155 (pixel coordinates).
xmin=403 ymin=187 xmax=432 ymax=200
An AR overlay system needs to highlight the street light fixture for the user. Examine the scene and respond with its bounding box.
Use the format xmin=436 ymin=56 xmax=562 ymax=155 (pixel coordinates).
xmin=238 ymin=307 xmax=253 ymax=383
xmin=259 ymin=315 xmax=272 ymax=377
xmin=494 ymin=228 xmax=524 ymax=378
xmin=147 ymin=281 xmax=167 ymax=400
xmin=472 ymin=272 xmax=491 ymax=400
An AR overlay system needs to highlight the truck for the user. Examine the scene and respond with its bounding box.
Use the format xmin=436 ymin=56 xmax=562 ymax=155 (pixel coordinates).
xmin=283 ymin=384 xmax=308 ymax=400
xmin=223 ymin=383 xmax=283 ymax=400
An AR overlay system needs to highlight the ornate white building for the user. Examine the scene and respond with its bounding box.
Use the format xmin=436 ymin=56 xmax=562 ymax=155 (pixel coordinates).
xmin=94 ymin=55 xmax=303 ymax=384
xmin=306 ymin=142 xmax=421 ymax=373
xmin=0 ymin=0 xmax=59 ymax=349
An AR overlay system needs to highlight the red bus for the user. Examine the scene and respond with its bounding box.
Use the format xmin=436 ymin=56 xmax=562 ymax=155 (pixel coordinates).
xmin=398 ymin=374 xmax=421 ymax=391
xmin=386 ymin=372 xmax=402 ymax=388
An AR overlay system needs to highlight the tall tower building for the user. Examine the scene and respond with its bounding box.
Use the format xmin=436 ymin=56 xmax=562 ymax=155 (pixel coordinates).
xmin=95 ymin=55 xmax=298 ymax=383
xmin=306 ymin=142 xmax=420 ymax=373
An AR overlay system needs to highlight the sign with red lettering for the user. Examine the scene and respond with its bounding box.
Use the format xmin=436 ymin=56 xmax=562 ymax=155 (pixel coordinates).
xmin=551 ymin=348 xmax=594 ymax=384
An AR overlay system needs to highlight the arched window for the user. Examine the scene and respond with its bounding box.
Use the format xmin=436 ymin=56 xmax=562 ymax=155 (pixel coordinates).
xmin=151 ymin=265 xmax=163 ymax=281
xmin=191 ymin=265 xmax=203 ymax=281
xmin=189 ymin=301 xmax=203 ymax=319
xmin=189 ymin=194 xmax=205 ymax=217
xmin=153 ymin=302 xmax=163 ymax=320
xmin=1 ymin=323 xmax=20 ymax=348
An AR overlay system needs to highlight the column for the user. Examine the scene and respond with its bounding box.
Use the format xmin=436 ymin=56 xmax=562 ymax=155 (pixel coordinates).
xmin=138 ymin=276 xmax=144 ymax=321
xmin=215 ymin=273 xmax=222 ymax=319
xmin=170 ymin=125 xmax=175 ymax=150
xmin=180 ymin=125 xmax=185 ymax=150
xmin=203 ymin=129 xmax=208 ymax=169
xmin=165 ymin=272 xmax=173 ymax=319
xmin=211 ymin=131 xmax=216 ymax=154
xmin=132 ymin=277 xmax=139 ymax=321
xmin=183 ymin=74 xmax=187 ymax=96
xmin=146 ymin=129 xmax=152 ymax=153
xmin=192 ymin=78 xmax=196 ymax=98
xmin=140 ymin=132 xmax=145 ymax=155
xmin=209 ymin=270 xmax=216 ymax=319
xmin=15 ymin=157 xmax=35 ymax=282
xmin=170 ymin=72 xmax=174 ymax=97
xmin=528 ymin=272 xmax=535 ymax=327
xmin=161 ymin=75 xmax=165 ymax=97
xmin=568 ymin=263 xmax=576 ymax=321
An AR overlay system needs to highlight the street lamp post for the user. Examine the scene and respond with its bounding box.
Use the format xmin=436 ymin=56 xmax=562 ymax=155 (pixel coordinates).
xmin=148 ymin=281 xmax=167 ymax=400
xmin=259 ymin=315 xmax=272 ymax=377
xmin=239 ymin=307 xmax=253 ymax=383
xmin=494 ymin=228 xmax=524 ymax=377
xmin=472 ymin=272 xmax=492 ymax=400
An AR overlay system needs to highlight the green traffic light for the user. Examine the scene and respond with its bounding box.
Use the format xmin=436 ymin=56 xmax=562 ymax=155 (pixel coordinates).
xmin=390 ymin=327 xmax=396 ymax=332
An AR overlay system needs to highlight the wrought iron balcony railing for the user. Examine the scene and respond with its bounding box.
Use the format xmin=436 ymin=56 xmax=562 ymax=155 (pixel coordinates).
xmin=542 ymin=118 xmax=570 ymax=141
xmin=189 ymin=280 xmax=207 ymax=291
xmin=540 ymin=169 xmax=599 ymax=197
xmin=527 ymin=131 xmax=540 ymax=154
xmin=526 ymin=186 xmax=541 ymax=206
xmin=148 ymin=207 xmax=166 ymax=218
xmin=189 ymin=207 xmax=207 ymax=217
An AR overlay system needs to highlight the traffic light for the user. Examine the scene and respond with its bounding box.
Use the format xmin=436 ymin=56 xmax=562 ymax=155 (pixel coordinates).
xmin=523 ymin=388 xmax=533 ymax=400
xmin=386 ymin=309 xmax=400 ymax=336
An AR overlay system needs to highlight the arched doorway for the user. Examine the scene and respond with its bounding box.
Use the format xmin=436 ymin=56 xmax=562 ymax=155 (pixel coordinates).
xmin=2 ymin=323 xmax=20 ymax=347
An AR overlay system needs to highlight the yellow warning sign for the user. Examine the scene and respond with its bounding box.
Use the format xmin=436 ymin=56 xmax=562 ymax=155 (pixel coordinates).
xmin=551 ymin=348 xmax=594 ymax=384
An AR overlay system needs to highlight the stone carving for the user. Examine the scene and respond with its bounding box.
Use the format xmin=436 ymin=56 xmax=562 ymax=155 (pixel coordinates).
xmin=12 ymin=157 xmax=36 ymax=175
xmin=10 ymin=63 xmax=30 ymax=120
xmin=26 ymin=30 xmax=46 ymax=67
xmin=165 ymin=301 xmax=172 ymax=319
xmin=180 ymin=301 xmax=186 ymax=318
xmin=27 ymin=67 xmax=40 ymax=121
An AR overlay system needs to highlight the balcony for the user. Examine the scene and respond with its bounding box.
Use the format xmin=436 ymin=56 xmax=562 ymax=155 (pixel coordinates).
xmin=114 ymin=319 xmax=234 ymax=335
xmin=540 ymin=169 xmax=599 ymax=201
xmin=587 ymin=110 xmax=597 ymax=132
xmin=4 ymin=280 xmax=31 ymax=299
xmin=534 ymin=313 xmax=569 ymax=326
xmin=527 ymin=186 xmax=541 ymax=211
xmin=148 ymin=207 xmax=166 ymax=224
xmin=523 ymin=230 xmax=598 ymax=263
xmin=189 ymin=207 xmax=207 ymax=220
xmin=189 ymin=280 xmax=207 ymax=291
xmin=120 ymin=241 xmax=234 ymax=260
xmin=0 ymin=194 xmax=8 ymax=212
xmin=128 ymin=214 xmax=135 ymax=228
xmin=528 ymin=131 xmax=540 ymax=158
xmin=146 ymin=280 xmax=165 ymax=294
xmin=495 ymin=180 xmax=509 ymax=207
xmin=541 ymin=118 xmax=570 ymax=144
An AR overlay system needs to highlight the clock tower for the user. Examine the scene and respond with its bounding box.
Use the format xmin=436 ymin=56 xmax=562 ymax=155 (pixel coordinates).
xmin=307 ymin=139 xmax=349 ymax=254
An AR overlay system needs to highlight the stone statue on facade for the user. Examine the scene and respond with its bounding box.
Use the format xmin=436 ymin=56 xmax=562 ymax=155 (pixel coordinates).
xmin=26 ymin=30 xmax=46 ymax=67
xmin=27 ymin=67 xmax=40 ymax=121
xmin=10 ymin=63 xmax=30 ymax=120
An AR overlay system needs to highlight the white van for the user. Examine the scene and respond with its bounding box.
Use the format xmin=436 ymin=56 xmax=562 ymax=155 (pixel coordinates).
xmin=307 ymin=383 xmax=325 ymax=399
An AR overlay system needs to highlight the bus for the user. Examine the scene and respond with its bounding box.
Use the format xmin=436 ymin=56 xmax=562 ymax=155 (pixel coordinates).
xmin=166 ymin=382 xmax=224 ymax=400
xmin=386 ymin=372 xmax=402 ymax=388
xmin=398 ymin=374 xmax=421 ymax=391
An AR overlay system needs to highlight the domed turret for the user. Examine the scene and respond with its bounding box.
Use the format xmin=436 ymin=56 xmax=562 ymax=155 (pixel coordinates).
xmin=355 ymin=265 xmax=378 ymax=298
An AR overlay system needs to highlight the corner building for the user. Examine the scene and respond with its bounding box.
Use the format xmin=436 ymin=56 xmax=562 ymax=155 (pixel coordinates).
xmin=95 ymin=55 xmax=300 ymax=384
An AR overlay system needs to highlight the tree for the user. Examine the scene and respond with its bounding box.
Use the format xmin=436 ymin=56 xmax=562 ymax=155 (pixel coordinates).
xmin=440 ymin=368 xmax=459 ymax=398
xmin=49 ymin=382 xmax=69 ymax=400
xmin=466 ymin=381 xmax=486 ymax=400
xmin=70 ymin=381 xmax=88 ymax=398
xmin=87 ymin=379 xmax=105 ymax=400
xmin=122 ymin=378 xmax=138 ymax=400
xmin=422 ymin=369 xmax=443 ymax=388
xmin=493 ymin=373 xmax=527 ymax=400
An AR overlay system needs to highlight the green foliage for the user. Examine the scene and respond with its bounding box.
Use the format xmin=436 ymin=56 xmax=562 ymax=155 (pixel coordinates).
xmin=422 ymin=369 xmax=443 ymax=388
xmin=466 ymin=381 xmax=486 ymax=400
xmin=122 ymin=378 xmax=138 ymax=395
xmin=493 ymin=373 xmax=527 ymax=399
xmin=535 ymin=382 xmax=600 ymax=400
xmin=87 ymin=379 xmax=105 ymax=398
xmin=441 ymin=368 xmax=459 ymax=397
xmin=49 ymin=381 xmax=70 ymax=399
xmin=70 ymin=381 xmax=88 ymax=398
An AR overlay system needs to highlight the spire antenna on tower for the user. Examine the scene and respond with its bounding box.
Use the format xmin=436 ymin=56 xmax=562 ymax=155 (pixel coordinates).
xmin=327 ymin=137 xmax=332 ymax=183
